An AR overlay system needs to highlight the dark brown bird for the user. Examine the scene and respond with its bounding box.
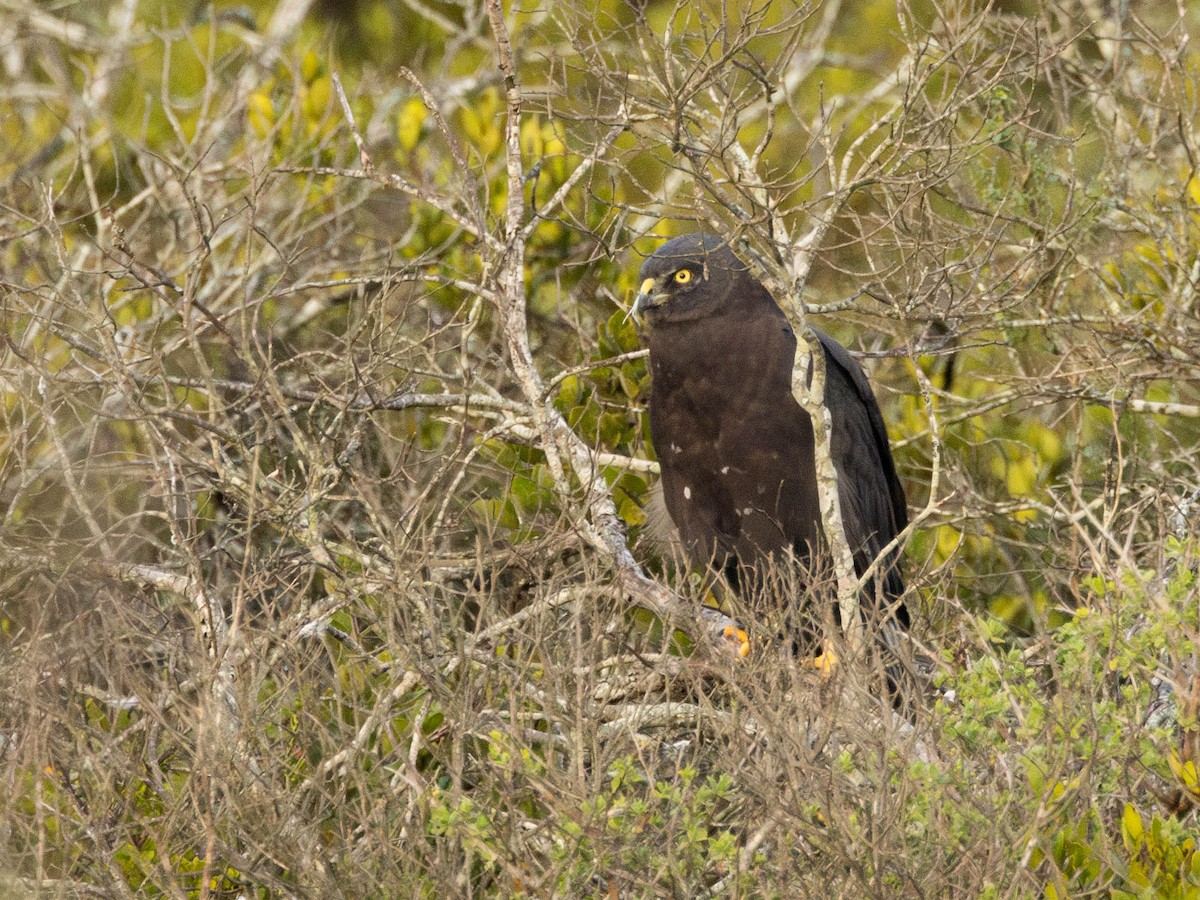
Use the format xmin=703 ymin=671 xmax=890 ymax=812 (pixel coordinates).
xmin=633 ymin=233 xmax=909 ymax=661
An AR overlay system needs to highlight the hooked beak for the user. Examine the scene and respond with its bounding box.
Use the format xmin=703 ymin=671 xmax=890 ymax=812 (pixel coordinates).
xmin=628 ymin=276 xmax=665 ymax=322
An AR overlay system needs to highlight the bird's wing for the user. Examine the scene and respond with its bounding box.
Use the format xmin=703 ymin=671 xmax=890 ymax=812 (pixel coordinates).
xmin=811 ymin=329 xmax=909 ymax=627
xmin=813 ymin=328 xmax=908 ymax=534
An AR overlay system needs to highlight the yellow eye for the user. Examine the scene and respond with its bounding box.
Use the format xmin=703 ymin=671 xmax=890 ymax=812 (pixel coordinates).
xmin=673 ymin=269 xmax=692 ymax=284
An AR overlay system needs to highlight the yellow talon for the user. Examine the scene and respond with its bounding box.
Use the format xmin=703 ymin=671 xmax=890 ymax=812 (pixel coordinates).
xmin=803 ymin=646 xmax=838 ymax=676
xmin=722 ymin=624 xmax=751 ymax=658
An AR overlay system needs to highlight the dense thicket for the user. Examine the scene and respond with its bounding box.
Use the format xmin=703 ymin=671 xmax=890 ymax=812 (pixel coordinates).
xmin=2 ymin=0 xmax=1198 ymax=895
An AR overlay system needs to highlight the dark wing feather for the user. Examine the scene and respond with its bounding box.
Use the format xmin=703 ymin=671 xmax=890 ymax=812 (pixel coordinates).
xmin=815 ymin=329 xmax=907 ymax=534
xmin=814 ymin=328 xmax=908 ymax=624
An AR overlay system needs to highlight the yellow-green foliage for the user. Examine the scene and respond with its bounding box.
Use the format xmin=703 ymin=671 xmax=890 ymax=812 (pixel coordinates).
xmin=4 ymin=0 xmax=1200 ymax=895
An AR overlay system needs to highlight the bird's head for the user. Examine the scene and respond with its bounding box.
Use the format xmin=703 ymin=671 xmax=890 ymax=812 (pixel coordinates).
xmin=632 ymin=233 xmax=755 ymax=326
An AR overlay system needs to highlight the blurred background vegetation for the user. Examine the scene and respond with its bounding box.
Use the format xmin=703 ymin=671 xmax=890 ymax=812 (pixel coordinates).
xmin=2 ymin=0 xmax=1199 ymax=895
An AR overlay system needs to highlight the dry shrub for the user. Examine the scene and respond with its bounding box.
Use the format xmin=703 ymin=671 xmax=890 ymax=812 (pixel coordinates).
xmin=1 ymin=0 xmax=1198 ymax=895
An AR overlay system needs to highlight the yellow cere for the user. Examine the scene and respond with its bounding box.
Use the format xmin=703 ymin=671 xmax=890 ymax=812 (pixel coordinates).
xmin=640 ymin=277 xmax=656 ymax=294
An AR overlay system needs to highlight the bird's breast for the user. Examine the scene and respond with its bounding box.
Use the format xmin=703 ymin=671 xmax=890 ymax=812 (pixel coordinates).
xmin=647 ymin=318 xmax=820 ymax=561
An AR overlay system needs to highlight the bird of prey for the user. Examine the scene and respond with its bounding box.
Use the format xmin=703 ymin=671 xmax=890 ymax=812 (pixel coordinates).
xmin=632 ymin=233 xmax=909 ymax=663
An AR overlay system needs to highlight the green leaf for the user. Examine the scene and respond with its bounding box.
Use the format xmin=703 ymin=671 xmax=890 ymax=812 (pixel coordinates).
xmin=557 ymin=374 xmax=582 ymax=410
xmin=1121 ymin=803 xmax=1143 ymax=854
xmin=397 ymin=97 xmax=427 ymax=151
